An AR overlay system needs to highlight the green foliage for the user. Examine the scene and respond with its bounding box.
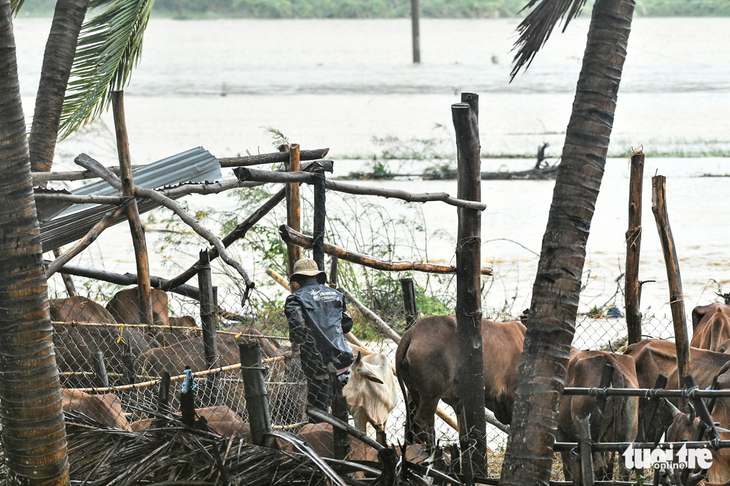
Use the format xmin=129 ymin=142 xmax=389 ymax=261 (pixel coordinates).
xmin=59 ymin=0 xmax=155 ymax=139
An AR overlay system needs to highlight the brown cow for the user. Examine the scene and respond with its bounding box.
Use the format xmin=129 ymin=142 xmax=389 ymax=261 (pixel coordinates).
xmin=289 ymin=423 xmax=431 ymax=464
xmin=558 ymin=351 xmax=639 ymax=481
xmin=396 ymin=316 xmax=525 ymax=444
xmin=130 ymin=406 xmax=252 ymax=441
xmin=50 ymin=296 xmax=131 ymax=387
xmin=62 ymin=388 xmax=131 ymax=430
xmin=691 ymin=302 xmax=730 ymax=352
xmin=106 ymin=287 xmax=169 ymax=326
xmin=343 ymin=352 xmax=399 ymax=434
xmin=665 ymin=364 xmax=730 ymax=483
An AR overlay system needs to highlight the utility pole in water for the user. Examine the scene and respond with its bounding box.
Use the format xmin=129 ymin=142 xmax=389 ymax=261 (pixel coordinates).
xmin=411 ymin=0 xmax=420 ymax=63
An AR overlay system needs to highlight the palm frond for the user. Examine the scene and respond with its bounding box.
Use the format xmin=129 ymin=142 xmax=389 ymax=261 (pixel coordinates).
xmin=510 ymin=0 xmax=588 ymax=81
xmin=10 ymin=0 xmax=25 ymax=15
xmin=59 ymin=0 xmax=155 ymax=139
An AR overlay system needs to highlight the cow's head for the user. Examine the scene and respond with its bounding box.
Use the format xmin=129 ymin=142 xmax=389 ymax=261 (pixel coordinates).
xmin=352 ymin=352 xmax=384 ymax=384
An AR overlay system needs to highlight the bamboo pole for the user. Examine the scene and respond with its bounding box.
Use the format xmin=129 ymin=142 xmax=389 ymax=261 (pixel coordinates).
xmin=74 ymin=153 xmax=254 ymax=289
xmin=236 ymin=167 xmax=487 ymax=211
xmin=453 ymin=93 xmax=486 ymax=477
xmin=286 ymin=143 xmax=302 ymax=276
xmin=625 ymin=151 xmax=645 ymax=344
xmin=280 ymin=225 xmax=493 ymax=275
xmin=218 ymin=148 xmax=329 ymax=168
xmin=46 ymin=201 xmax=132 ymax=278
xmin=112 ymin=90 xmax=153 ymax=326
xmin=652 ymin=175 xmax=690 ymax=386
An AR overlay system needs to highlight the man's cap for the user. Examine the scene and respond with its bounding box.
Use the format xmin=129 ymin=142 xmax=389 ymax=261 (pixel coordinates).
xmin=291 ymin=258 xmax=326 ymax=279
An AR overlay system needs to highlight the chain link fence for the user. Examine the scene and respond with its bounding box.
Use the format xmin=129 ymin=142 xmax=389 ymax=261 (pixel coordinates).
xmin=47 ymin=281 xmax=690 ymax=477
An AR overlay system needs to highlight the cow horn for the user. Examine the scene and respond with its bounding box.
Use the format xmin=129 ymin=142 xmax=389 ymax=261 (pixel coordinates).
xmin=355 ymin=351 xmax=362 ymax=364
xmin=688 ymin=402 xmax=696 ymax=422
xmin=663 ymin=398 xmax=682 ymax=418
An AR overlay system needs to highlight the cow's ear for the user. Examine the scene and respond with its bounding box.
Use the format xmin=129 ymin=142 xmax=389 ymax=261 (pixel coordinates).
xmin=692 ymin=305 xmax=707 ymax=330
xmin=357 ymin=363 xmax=385 ymax=384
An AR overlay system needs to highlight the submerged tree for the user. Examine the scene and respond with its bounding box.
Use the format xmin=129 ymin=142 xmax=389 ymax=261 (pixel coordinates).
xmin=500 ymin=0 xmax=636 ymax=484
xmin=0 ymin=0 xmax=69 ymax=482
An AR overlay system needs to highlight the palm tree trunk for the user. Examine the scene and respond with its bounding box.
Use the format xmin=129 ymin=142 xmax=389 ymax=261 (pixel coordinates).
xmin=29 ymin=0 xmax=89 ymax=174
xmin=500 ymin=0 xmax=636 ymax=484
xmin=0 ymin=1 xmax=70 ymax=483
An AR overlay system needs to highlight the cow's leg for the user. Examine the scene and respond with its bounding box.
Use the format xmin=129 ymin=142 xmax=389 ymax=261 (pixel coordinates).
xmin=413 ymin=396 xmax=440 ymax=446
xmin=352 ymin=409 xmax=368 ymax=433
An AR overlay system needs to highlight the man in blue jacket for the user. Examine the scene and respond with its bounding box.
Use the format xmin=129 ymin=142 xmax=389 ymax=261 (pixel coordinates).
xmin=285 ymin=258 xmax=354 ymax=412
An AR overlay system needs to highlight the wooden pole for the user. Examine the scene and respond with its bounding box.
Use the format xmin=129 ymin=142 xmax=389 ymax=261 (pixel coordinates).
xmin=111 ymin=90 xmax=153 ymax=326
xmin=411 ymin=0 xmax=420 ymax=64
xmin=400 ymin=278 xmax=419 ymax=329
xmin=53 ymin=248 xmax=77 ymax=297
xmin=328 ymin=364 xmax=350 ymax=461
xmin=576 ymin=416 xmax=595 ymax=486
xmin=237 ymin=168 xmax=487 ymax=210
xmin=239 ymin=342 xmax=273 ymax=446
xmin=286 ymin=143 xmax=302 ymax=276
xmin=652 ymin=175 xmax=690 ymax=385
xmin=218 ymin=148 xmax=329 ymax=168
xmin=453 ymin=92 xmax=486 ymax=478
xmin=329 ymin=256 xmax=339 ymax=287
xmin=313 ymin=167 xmax=326 ymax=271
xmin=625 ymin=151 xmax=644 ymax=344
xmin=280 ymin=225 xmax=492 ymax=275
xmin=198 ymin=250 xmax=219 ymax=406
xmin=92 ymin=350 xmax=109 ymax=388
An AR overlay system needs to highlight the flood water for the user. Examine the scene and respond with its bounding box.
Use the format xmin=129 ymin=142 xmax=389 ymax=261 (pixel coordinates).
xmin=12 ymin=17 xmax=730 ymax=323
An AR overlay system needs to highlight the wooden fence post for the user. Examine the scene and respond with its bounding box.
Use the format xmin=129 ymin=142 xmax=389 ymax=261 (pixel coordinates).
xmin=239 ymin=342 xmax=272 ymax=446
xmin=198 ymin=250 xmax=219 ymax=406
xmin=329 ymin=256 xmax=339 ymax=286
xmin=576 ymin=416 xmax=595 ymax=486
xmin=286 ymin=143 xmax=302 ymax=275
xmin=111 ymin=90 xmax=153 ymax=327
xmin=400 ymin=277 xmax=419 ymax=329
xmin=452 ymin=92 xmax=486 ymax=479
xmin=313 ymin=166 xmax=326 ymax=271
xmin=329 ymin=364 xmax=350 ymax=460
xmin=92 ymin=350 xmax=109 ymax=388
xmin=410 ymin=0 xmax=420 ymax=63
xmin=53 ymin=248 xmax=77 ymax=297
xmin=652 ymin=175 xmax=690 ymax=385
xmin=625 ymin=151 xmax=644 ymax=344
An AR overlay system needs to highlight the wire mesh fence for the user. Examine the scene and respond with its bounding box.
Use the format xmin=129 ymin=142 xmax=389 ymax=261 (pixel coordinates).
xmin=46 ymin=283 xmax=692 ymax=478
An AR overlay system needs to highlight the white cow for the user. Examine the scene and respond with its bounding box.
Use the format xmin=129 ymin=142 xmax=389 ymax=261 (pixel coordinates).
xmin=343 ymin=352 xmax=399 ymax=433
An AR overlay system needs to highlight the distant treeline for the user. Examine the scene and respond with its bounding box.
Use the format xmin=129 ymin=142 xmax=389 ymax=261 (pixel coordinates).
xmin=16 ymin=0 xmax=730 ymax=18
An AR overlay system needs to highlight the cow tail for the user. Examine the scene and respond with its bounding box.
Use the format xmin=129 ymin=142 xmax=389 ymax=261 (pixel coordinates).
xmin=396 ymin=336 xmax=414 ymax=445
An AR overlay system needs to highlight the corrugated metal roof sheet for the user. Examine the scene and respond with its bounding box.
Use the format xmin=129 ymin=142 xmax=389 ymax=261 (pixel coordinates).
xmin=40 ymin=146 xmax=222 ymax=252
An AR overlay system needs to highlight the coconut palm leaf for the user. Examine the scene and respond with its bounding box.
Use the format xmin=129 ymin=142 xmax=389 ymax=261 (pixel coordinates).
xmin=510 ymin=0 xmax=588 ymax=80
xmin=10 ymin=0 xmax=24 ymax=14
xmin=59 ymin=0 xmax=154 ymax=139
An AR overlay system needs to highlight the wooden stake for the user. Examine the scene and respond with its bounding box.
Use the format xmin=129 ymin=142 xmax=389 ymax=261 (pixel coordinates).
xmin=53 ymin=248 xmax=77 ymax=297
xmin=411 ymin=0 xmax=420 ymax=63
xmin=198 ymin=250 xmax=219 ymax=406
xmin=453 ymin=93 xmax=486 ymax=477
xmin=286 ymin=143 xmax=302 ymax=276
xmin=652 ymin=175 xmax=690 ymax=384
xmin=111 ymin=90 xmax=153 ymax=326
xmin=313 ymin=167 xmax=326 ymax=271
xmin=625 ymin=151 xmax=644 ymax=344
xmin=400 ymin=278 xmax=419 ymax=329
xmin=280 ymin=225 xmax=492 ymax=275
xmin=240 ymin=343 xmax=273 ymax=446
